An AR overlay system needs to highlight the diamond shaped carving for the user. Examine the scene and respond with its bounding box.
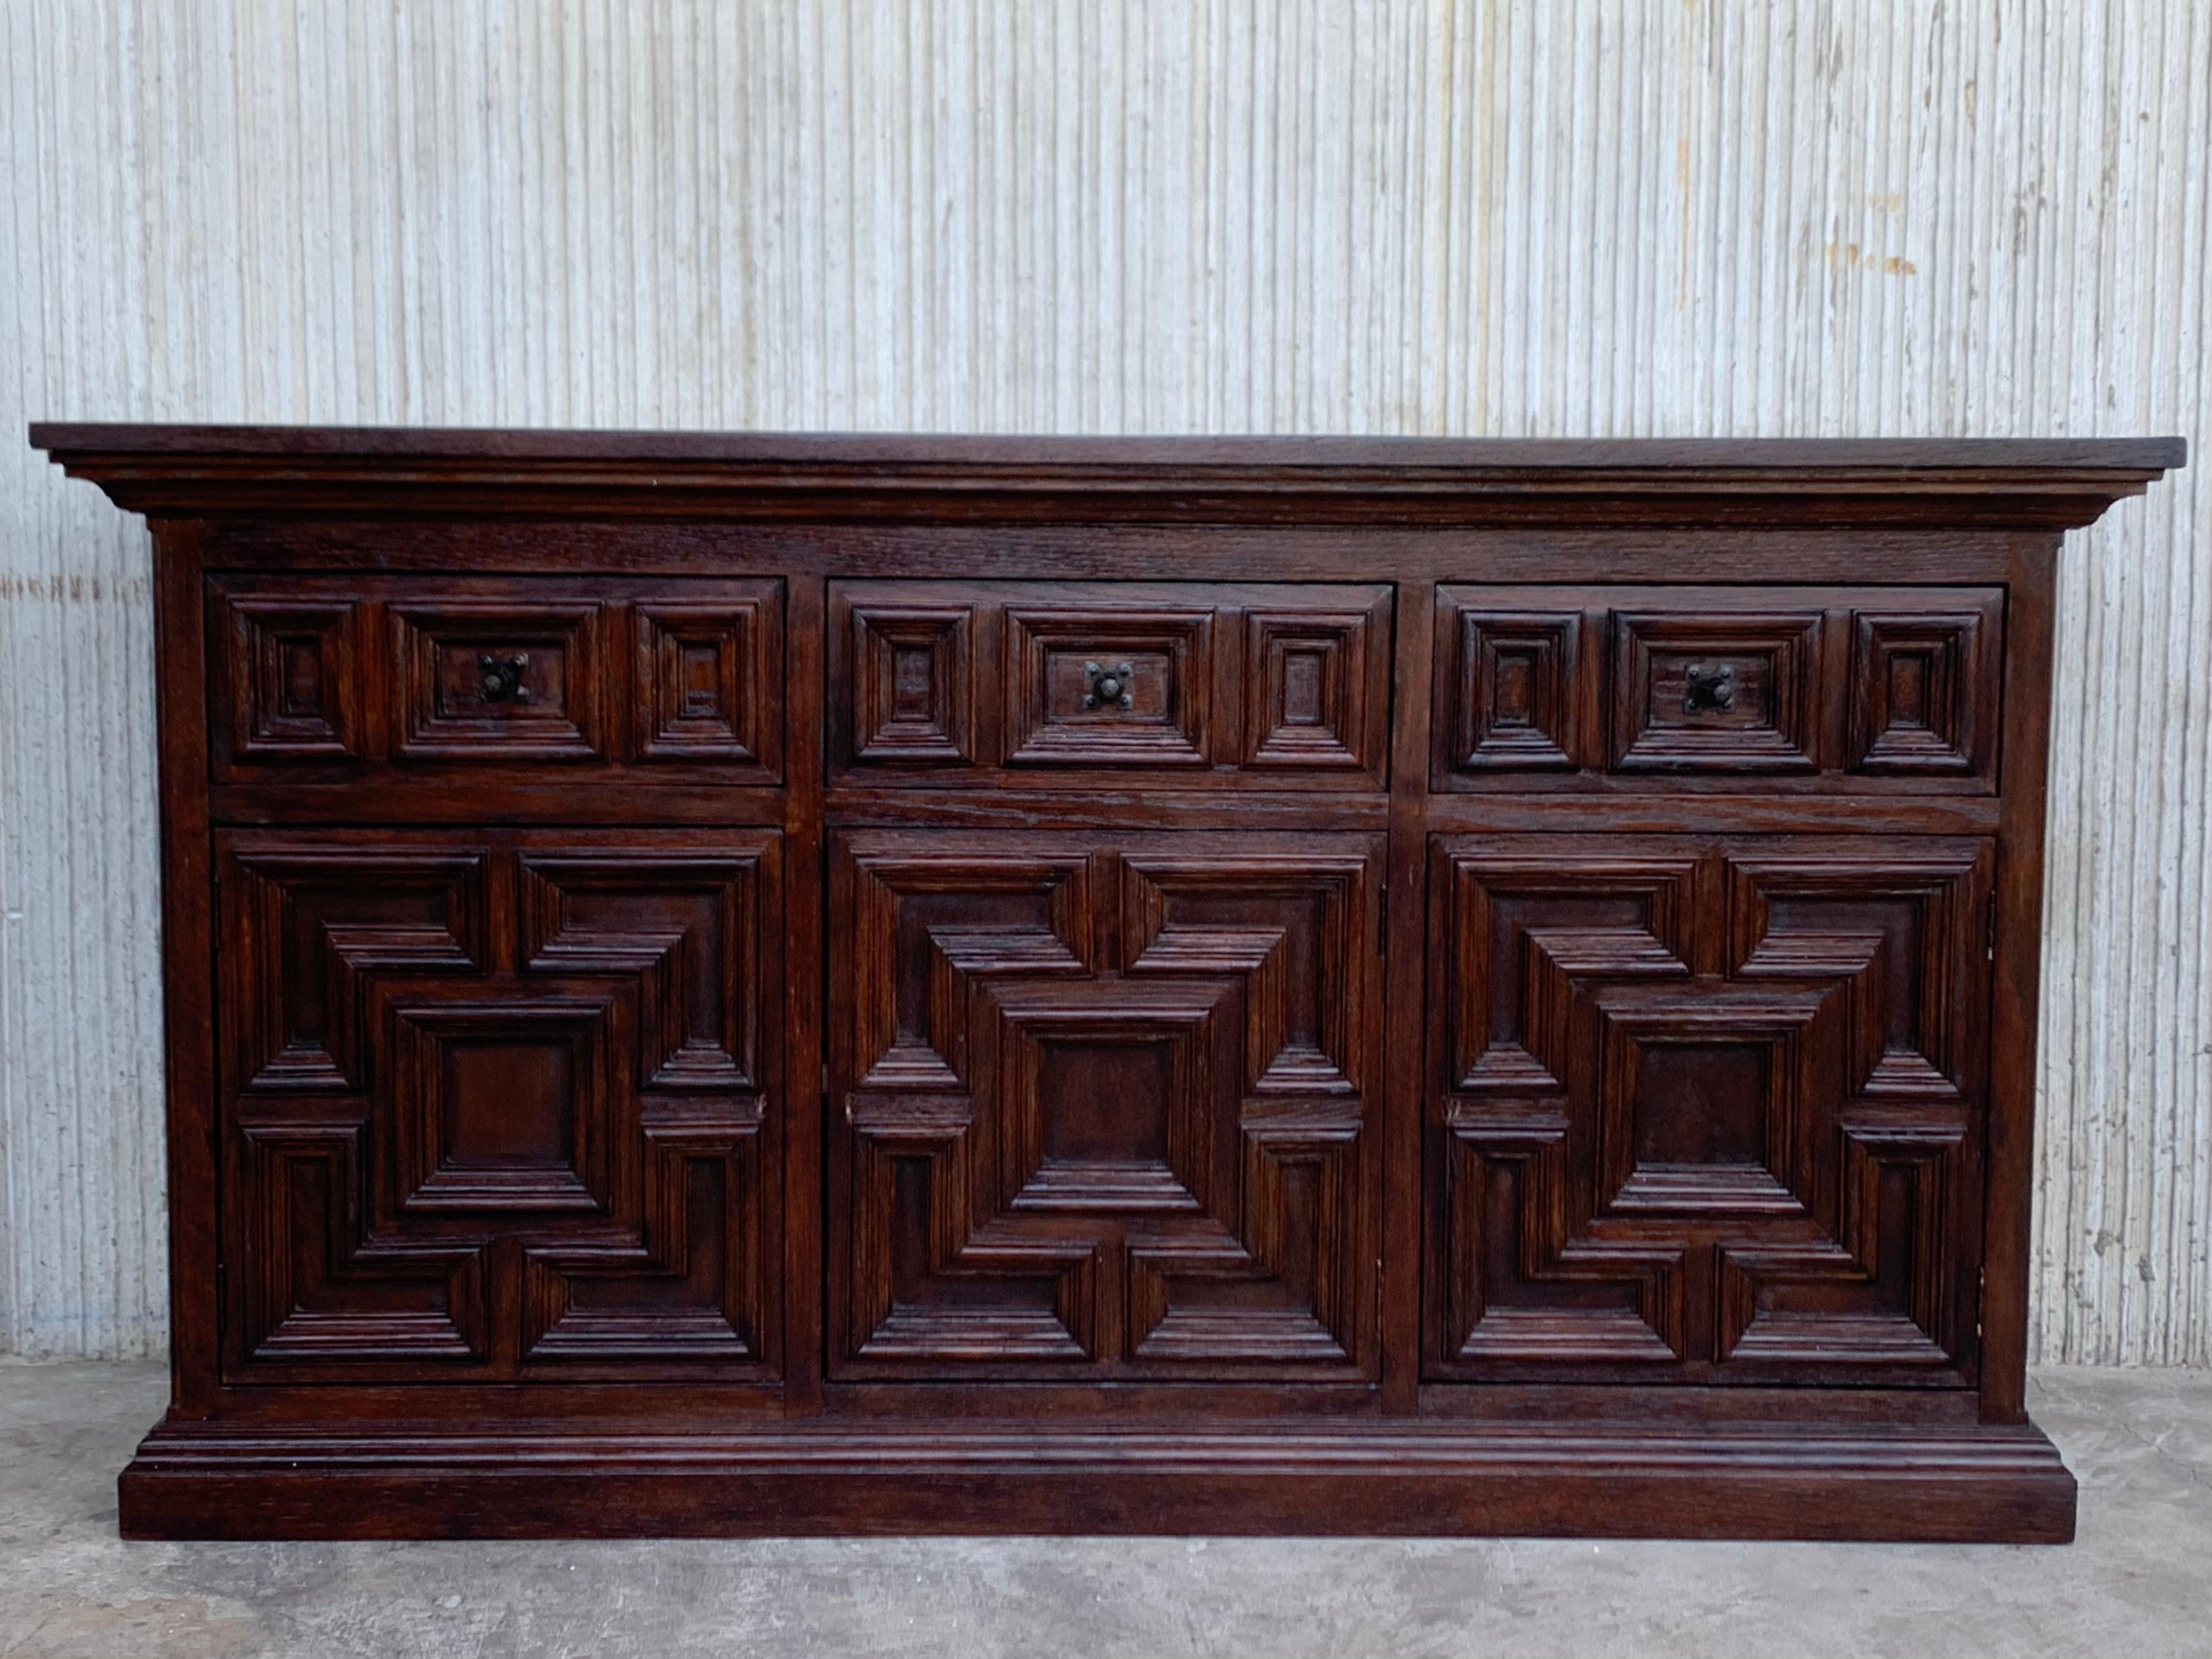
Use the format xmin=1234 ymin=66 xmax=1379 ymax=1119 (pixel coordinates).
xmin=518 ymin=850 xmax=764 ymax=1091
xmin=219 ymin=831 xmax=776 ymax=1380
xmin=225 ymin=846 xmax=488 ymax=1092
xmin=833 ymin=831 xmax=1377 ymax=1379
xmin=1430 ymin=835 xmax=1989 ymax=1383
xmin=239 ymin=1121 xmax=483 ymax=1362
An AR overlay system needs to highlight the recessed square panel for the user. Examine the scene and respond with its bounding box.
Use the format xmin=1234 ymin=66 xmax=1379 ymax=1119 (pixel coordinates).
xmin=443 ymin=1038 xmax=575 ymax=1166
xmin=1593 ymin=990 xmax=1824 ymax=1219
xmin=1630 ymin=1041 xmax=1767 ymax=1168
xmin=390 ymin=999 xmax=614 ymax=1213
xmin=1037 ymin=1040 xmax=1173 ymax=1166
xmin=995 ymin=984 xmax=1222 ymax=1215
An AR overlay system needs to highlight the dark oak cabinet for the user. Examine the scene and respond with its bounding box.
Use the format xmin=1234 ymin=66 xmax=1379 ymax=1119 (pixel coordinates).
xmin=29 ymin=424 xmax=2181 ymax=1540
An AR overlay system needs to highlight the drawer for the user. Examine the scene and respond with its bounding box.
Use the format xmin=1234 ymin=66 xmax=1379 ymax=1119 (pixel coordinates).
xmin=1432 ymin=584 xmax=2001 ymax=790
xmin=830 ymin=581 xmax=1392 ymax=788
xmin=208 ymin=574 xmax=784 ymax=784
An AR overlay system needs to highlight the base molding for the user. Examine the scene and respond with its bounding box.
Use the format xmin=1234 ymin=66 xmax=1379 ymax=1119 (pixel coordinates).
xmin=118 ymin=1417 xmax=2077 ymax=1541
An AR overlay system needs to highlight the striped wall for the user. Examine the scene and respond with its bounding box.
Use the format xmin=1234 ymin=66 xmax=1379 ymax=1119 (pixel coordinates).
xmin=2 ymin=0 xmax=2205 ymax=1362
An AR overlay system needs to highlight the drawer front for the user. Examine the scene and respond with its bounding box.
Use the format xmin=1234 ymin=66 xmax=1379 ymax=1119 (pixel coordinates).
xmin=391 ymin=595 xmax=608 ymax=762
xmin=1424 ymin=832 xmax=1990 ymax=1387
xmin=1433 ymin=584 xmax=2001 ymax=790
xmin=827 ymin=829 xmax=1383 ymax=1381
xmin=209 ymin=574 xmax=784 ymax=784
xmin=831 ymin=581 xmax=1392 ymax=788
xmin=213 ymin=827 xmax=781 ymax=1383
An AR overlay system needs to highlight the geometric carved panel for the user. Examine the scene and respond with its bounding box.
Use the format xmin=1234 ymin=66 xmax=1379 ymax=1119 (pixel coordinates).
xmin=1427 ymin=833 xmax=1989 ymax=1385
xmin=843 ymin=600 xmax=976 ymax=764
xmin=1241 ymin=595 xmax=1390 ymax=777
xmin=214 ymin=593 xmax=364 ymax=766
xmin=631 ymin=587 xmax=783 ymax=775
xmin=517 ymin=849 xmax=763 ymax=1091
xmin=1848 ymin=598 xmax=2001 ymax=779
xmin=388 ymin=998 xmax=615 ymax=1215
xmin=217 ymin=829 xmax=777 ymax=1381
xmin=1436 ymin=597 xmax=1582 ymax=776
xmin=223 ymin=846 xmax=488 ymax=1093
xmin=831 ymin=829 xmax=1379 ymax=1380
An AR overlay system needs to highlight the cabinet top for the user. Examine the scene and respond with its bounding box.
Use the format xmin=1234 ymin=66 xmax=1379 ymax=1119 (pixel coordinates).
xmin=30 ymin=424 xmax=2183 ymax=529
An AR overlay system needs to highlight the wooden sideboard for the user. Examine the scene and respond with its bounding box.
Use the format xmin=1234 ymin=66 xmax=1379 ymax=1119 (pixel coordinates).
xmin=31 ymin=425 xmax=2182 ymax=1541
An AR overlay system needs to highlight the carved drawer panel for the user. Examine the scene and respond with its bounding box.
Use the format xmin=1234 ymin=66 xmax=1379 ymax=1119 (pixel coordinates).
xmin=827 ymin=828 xmax=1382 ymax=1380
xmin=207 ymin=574 xmax=783 ymax=785
xmin=1004 ymin=602 xmax=1217 ymax=766
xmin=1610 ymin=606 xmax=1824 ymax=773
xmin=391 ymin=597 xmax=608 ymax=762
xmin=1425 ymin=832 xmax=1990 ymax=1386
xmin=214 ymin=827 xmax=781 ymax=1382
xmin=830 ymin=581 xmax=1391 ymax=788
xmin=1432 ymin=584 xmax=2002 ymax=791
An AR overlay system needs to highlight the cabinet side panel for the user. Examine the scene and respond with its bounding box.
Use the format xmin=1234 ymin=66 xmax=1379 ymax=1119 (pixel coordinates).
xmin=152 ymin=521 xmax=221 ymax=1412
xmin=1984 ymin=538 xmax=2059 ymax=1423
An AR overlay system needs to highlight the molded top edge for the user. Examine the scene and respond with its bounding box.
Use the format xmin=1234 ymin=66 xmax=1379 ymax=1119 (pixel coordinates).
xmin=27 ymin=421 xmax=2188 ymax=474
xmin=28 ymin=423 xmax=2183 ymax=531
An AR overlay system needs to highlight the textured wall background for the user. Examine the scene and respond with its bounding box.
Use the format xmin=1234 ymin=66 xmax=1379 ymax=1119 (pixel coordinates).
xmin=2 ymin=0 xmax=2205 ymax=1363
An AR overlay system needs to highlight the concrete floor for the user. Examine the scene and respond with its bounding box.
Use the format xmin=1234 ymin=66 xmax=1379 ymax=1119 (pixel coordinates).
xmin=1 ymin=1364 xmax=2205 ymax=1659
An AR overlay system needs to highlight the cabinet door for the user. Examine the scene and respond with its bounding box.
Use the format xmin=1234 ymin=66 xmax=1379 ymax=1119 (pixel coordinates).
xmin=828 ymin=830 xmax=1382 ymax=1381
xmin=1426 ymin=834 xmax=1988 ymax=1386
xmin=216 ymin=828 xmax=780 ymax=1382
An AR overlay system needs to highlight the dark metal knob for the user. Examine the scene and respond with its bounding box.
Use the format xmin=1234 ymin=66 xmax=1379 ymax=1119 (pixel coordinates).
xmin=477 ymin=652 xmax=531 ymax=704
xmin=1082 ymin=659 xmax=1136 ymax=711
xmin=1682 ymin=662 xmax=1735 ymax=713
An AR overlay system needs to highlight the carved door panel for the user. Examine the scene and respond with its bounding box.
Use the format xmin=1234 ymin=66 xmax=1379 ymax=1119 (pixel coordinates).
xmin=215 ymin=828 xmax=780 ymax=1382
xmin=829 ymin=829 xmax=1382 ymax=1381
xmin=1426 ymin=833 xmax=1989 ymax=1386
